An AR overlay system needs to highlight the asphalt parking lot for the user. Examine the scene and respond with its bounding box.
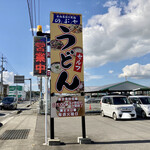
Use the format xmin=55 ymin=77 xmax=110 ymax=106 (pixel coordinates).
xmin=83 ymin=103 xmax=150 ymax=149
xmin=86 ymin=115 xmax=150 ymax=150
xmin=33 ymin=113 xmax=150 ymax=150
xmin=54 ymin=99 xmax=150 ymax=150
xmin=35 ymin=100 xmax=150 ymax=150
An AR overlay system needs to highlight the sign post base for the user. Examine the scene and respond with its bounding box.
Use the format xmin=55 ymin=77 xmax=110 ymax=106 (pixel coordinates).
xmin=48 ymin=138 xmax=61 ymax=146
xmin=77 ymin=136 xmax=92 ymax=144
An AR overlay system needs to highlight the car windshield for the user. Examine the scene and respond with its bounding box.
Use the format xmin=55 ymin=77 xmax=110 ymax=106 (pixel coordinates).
xmin=113 ymin=97 xmax=130 ymax=105
xmin=2 ymin=97 xmax=14 ymax=103
xmin=140 ymin=97 xmax=150 ymax=104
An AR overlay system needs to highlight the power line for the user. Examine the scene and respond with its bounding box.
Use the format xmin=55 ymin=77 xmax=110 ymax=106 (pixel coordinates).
xmin=30 ymin=0 xmax=34 ymax=30
xmin=3 ymin=54 xmax=19 ymax=75
xmin=27 ymin=0 xmax=34 ymax=36
xmin=27 ymin=0 xmax=40 ymax=36
xmin=38 ymin=0 xmax=40 ymax=25
xmin=6 ymin=61 xmax=19 ymax=75
xmin=0 ymin=53 xmax=18 ymax=75
xmin=34 ymin=0 xmax=37 ymax=28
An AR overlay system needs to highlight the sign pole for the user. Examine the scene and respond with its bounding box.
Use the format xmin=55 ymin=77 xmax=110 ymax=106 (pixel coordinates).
xmin=16 ymin=84 xmax=18 ymax=102
xmin=40 ymin=77 xmax=43 ymax=111
xmin=82 ymin=116 xmax=86 ymax=138
xmin=45 ymin=76 xmax=48 ymax=144
xmin=50 ymin=117 xmax=54 ymax=139
xmin=50 ymin=78 xmax=54 ymax=139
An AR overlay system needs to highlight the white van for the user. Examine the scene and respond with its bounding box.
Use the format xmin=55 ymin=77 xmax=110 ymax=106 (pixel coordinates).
xmin=128 ymin=96 xmax=150 ymax=118
xmin=100 ymin=95 xmax=136 ymax=120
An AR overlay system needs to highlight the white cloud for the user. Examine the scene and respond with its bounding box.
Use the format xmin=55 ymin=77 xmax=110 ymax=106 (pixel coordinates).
xmin=1 ymin=71 xmax=39 ymax=91
xmin=3 ymin=71 xmax=14 ymax=85
xmin=24 ymin=82 xmax=38 ymax=91
xmin=45 ymin=30 xmax=50 ymax=33
xmin=83 ymin=0 xmax=150 ymax=68
xmin=30 ymin=28 xmax=37 ymax=32
xmin=29 ymin=72 xmax=33 ymax=76
xmin=109 ymin=70 xmax=114 ymax=74
xmin=84 ymin=71 xmax=103 ymax=81
xmin=43 ymin=25 xmax=50 ymax=33
xmin=46 ymin=25 xmax=50 ymax=29
xmin=103 ymin=0 xmax=117 ymax=7
xmin=119 ymin=63 xmax=150 ymax=79
xmin=30 ymin=25 xmax=50 ymax=33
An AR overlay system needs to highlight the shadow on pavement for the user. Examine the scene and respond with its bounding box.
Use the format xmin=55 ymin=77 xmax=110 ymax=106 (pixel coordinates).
xmin=18 ymin=108 xmax=30 ymax=111
xmin=16 ymin=108 xmax=31 ymax=114
xmin=85 ymin=111 xmax=101 ymax=115
xmin=93 ymin=140 xmax=150 ymax=145
xmin=0 ymin=113 xmax=5 ymax=116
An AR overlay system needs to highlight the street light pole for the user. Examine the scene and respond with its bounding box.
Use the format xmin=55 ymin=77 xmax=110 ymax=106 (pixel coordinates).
xmin=0 ymin=54 xmax=6 ymax=98
xmin=25 ymin=78 xmax=32 ymax=105
xmin=30 ymin=78 xmax=32 ymax=105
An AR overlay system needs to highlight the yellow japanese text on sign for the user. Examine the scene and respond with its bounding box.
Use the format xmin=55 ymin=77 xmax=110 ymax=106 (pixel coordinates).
xmin=50 ymin=12 xmax=84 ymax=94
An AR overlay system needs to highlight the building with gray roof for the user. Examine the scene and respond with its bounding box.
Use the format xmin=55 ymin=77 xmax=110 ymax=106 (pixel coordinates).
xmin=85 ymin=81 xmax=150 ymax=96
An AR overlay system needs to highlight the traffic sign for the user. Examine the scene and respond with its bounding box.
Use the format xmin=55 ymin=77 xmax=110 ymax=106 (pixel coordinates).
xmin=14 ymin=75 xmax=24 ymax=83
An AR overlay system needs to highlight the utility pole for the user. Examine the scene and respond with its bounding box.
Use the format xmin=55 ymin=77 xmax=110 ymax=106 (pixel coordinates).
xmin=0 ymin=54 xmax=7 ymax=98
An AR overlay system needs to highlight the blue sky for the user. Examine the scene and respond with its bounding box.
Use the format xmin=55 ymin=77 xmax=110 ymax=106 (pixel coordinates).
xmin=0 ymin=0 xmax=150 ymax=91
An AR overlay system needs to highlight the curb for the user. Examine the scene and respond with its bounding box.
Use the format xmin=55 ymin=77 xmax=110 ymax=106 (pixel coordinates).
xmin=0 ymin=116 xmax=14 ymax=127
xmin=0 ymin=101 xmax=37 ymax=128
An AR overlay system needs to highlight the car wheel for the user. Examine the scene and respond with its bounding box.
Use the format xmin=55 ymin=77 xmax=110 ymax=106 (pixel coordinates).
xmin=141 ymin=111 xmax=146 ymax=119
xmin=113 ymin=113 xmax=117 ymax=121
xmin=101 ymin=110 xmax=105 ymax=117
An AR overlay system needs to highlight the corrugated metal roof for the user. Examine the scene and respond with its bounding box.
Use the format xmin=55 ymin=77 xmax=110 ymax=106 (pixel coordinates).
xmin=85 ymin=81 xmax=148 ymax=93
xmin=84 ymin=86 xmax=99 ymax=92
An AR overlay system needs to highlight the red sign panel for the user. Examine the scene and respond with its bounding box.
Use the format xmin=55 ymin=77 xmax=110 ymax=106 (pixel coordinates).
xmin=74 ymin=52 xmax=83 ymax=72
xmin=33 ymin=36 xmax=47 ymax=76
xmin=47 ymin=52 xmax=51 ymax=58
xmin=47 ymin=70 xmax=51 ymax=76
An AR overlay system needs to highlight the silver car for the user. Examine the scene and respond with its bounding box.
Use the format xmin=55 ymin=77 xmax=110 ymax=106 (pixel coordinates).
xmin=128 ymin=96 xmax=150 ymax=118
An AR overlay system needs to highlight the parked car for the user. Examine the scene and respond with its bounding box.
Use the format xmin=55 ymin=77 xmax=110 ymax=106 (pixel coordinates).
xmin=85 ymin=96 xmax=101 ymax=103
xmin=85 ymin=98 xmax=101 ymax=103
xmin=0 ymin=97 xmax=18 ymax=110
xmin=100 ymin=95 xmax=136 ymax=120
xmin=128 ymin=96 xmax=150 ymax=118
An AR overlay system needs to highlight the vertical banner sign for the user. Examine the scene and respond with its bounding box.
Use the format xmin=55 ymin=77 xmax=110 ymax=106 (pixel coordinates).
xmin=50 ymin=12 xmax=84 ymax=94
xmin=33 ymin=36 xmax=47 ymax=76
xmin=50 ymin=12 xmax=85 ymax=117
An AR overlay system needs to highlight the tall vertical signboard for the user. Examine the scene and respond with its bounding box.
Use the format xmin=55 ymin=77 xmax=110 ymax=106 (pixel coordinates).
xmin=33 ymin=36 xmax=47 ymax=76
xmin=50 ymin=12 xmax=84 ymax=118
